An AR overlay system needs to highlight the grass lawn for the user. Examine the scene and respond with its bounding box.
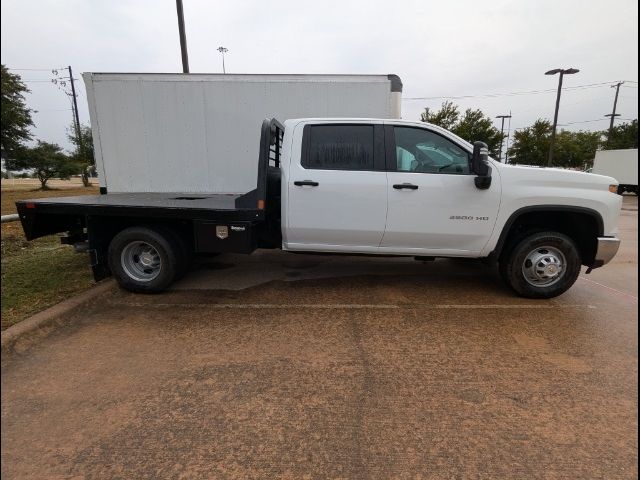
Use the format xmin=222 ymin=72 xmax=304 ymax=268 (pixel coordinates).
xmin=1 ymin=183 xmax=99 ymax=329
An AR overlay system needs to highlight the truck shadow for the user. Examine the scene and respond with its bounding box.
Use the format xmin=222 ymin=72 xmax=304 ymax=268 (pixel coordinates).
xmin=168 ymin=251 xmax=514 ymax=302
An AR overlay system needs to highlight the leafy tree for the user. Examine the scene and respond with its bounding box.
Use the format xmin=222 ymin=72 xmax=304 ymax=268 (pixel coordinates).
xmin=67 ymin=123 xmax=95 ymax=186
xmin=455 ymin=109 xmax=505 ymax=158
xmin=508 ymin=119 xmax=552 ymax=166
xmin=420 ymin=101 xmax=505 ymax=157
xmin=1 ymin=65 xmax=35 ymax=158
xmin=508 ymin=119 xmax=600 ymax=169
xmin=5 ymin=141 xmax=79 ymax=189
xmin=603 ymin=119 xmax=638 ymax=150
xmin=420 ymin=101 xmax=459 ymax=131
xmin=554 ymin=130 xmax=601 ymax=169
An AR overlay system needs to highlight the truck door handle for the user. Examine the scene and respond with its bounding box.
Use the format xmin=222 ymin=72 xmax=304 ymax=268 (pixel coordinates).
xmin=393 ymin=183 xmax=419 ymax=190
xmin=294 ymin=180 xmax=319 ymax=187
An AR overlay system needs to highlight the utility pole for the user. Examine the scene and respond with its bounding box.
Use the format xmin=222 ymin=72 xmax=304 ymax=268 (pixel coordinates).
xmin=67 ymin=66 xmax=82 ymax=146
xmin=217 ymin=47 xmax=228 ymax=74
xmin=176 ymin=0 xmax=190 ymax=73
xmin=53 ymin=65 xmax=89 ymax=185
xmin=545 ymin=67 xmax=579 ymax=167
xmin=605 ymin=81 xmax=624 ymax=139
xmin=496 ymin=114 xmax=512 ymax=162
xmin=68 ymin=65 xmax=91 ymax=185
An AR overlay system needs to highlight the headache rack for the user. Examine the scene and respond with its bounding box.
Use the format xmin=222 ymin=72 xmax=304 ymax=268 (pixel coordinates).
xmin=235 ymin=118 xmax=285 ymax=212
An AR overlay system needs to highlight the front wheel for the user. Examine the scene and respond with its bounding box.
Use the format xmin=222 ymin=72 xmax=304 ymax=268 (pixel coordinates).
xmin=108 ymin=226 xmax=180 ymax=293
xmin=499 ymin=231 xmax=582 ymax=298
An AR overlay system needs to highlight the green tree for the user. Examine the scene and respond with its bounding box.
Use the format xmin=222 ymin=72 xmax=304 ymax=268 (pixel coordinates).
xmin=554 ymin=130 xmax=601 ymax=169
xmin=67 ymin=123 xmax=95 ymax=186
xmin=5 ymin=141 xmax=79 ymax=189
xmin=508 ymin=119 xmax=600 ymax=169
xmin=455 ymin=108 xmax=505 ymax=158
xmin=1 ymin=65 xmax=35 ymax=158
xmin=420 ymin=101 xmax=459 ymax=130
xmin=420 ymin=101 xmax=505 ymax=157
xmin=507 ymin=120 xmax=552 ymax=166
xmin=603 ymin=119 xmax=638 ymax=150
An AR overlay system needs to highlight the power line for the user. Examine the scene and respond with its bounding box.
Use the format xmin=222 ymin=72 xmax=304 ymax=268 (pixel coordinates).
xmin=8 ymin=67 xmax=59 ymax=71
xmin=512 ymin=116 xmax=637 ymax=129
xmin=558 ymin=118 xmax=610 ymax=126
xmin=402 ymin=81 xmax=635 ymax=101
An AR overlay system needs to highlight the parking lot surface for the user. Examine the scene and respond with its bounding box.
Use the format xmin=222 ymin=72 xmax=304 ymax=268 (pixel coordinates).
xmin=2 ymin=197 xmax=637 ymax=479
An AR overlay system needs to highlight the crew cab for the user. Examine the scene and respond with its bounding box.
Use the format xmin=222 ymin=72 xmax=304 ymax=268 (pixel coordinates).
xmin=16 ymin=118 xmax=623 ymax=298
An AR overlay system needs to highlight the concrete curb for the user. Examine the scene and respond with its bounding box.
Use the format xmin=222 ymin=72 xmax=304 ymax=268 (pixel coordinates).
xmin=1 ymin=279 xmax=116 ymax=355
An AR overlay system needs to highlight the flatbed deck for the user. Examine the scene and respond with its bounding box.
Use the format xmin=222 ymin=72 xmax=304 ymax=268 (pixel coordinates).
xmin=16 ymin=193 xmax=263 ymax=222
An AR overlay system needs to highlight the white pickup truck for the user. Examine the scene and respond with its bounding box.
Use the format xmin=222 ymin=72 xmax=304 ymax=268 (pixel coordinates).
xmin=17 ymin=118 xmax=622 ymax=298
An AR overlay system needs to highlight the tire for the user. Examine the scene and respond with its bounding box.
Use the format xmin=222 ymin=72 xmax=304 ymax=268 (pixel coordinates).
xmin=499 ymin=231 xmax=581 ymax=299
xmin=155 ymin=226 xmax=193 ymax=280
xmin=108 ymin=226 xmax=180 ymax=293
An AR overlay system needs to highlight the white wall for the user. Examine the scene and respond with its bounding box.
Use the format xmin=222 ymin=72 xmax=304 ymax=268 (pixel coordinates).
xmin=85 ymin=74 xmax=401 ymax=193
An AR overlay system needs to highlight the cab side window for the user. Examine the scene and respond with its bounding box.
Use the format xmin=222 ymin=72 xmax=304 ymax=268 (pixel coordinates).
xmin=303 ymin=125 xmax=374 ymax=170
xmin=394 ymin=127 xmax=471 ymax=174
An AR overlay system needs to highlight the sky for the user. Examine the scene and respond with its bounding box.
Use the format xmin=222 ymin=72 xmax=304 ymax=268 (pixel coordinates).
xmin=1 ymin=0 xmax=638 ymax=152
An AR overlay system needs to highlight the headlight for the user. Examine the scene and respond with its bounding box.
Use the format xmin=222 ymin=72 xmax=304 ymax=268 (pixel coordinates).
xmin=609 ymin=184 xmax=618 ymax=193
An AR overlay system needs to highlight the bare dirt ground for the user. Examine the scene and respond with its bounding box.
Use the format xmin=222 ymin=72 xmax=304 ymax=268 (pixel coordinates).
xmin=1 ymin=197 xmax=637 ymax=479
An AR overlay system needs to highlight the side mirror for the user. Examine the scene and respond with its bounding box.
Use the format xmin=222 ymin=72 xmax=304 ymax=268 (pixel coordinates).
xmin=471 ymin=141 xmax=492 ymax=189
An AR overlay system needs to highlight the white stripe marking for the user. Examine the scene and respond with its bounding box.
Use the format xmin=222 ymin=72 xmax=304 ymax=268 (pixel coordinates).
xmin=115 ymin=303 xmax=596 ymax=310
xmin=579 ymin=276 xmax=638 ymax=301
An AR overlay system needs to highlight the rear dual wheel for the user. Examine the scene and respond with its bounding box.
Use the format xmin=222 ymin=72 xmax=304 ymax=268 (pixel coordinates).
xmin=108 ymin=226 xmax=191 ymax=293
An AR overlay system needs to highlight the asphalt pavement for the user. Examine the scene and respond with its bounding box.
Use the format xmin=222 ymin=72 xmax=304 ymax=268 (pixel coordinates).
xmin=2 ymin=196 xmax=637 ymax=479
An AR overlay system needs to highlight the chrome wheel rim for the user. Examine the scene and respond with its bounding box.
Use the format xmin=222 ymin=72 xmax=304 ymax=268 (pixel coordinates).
xmin=121 ymin=241 xmax=161 ymax=282
xmin=522 ymin=246 xmax=566 ymax=287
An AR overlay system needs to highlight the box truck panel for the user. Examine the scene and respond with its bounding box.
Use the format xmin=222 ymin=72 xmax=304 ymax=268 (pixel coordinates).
xmin=592 ymin=149 xmax=638 ymax=187
xmin=84 ymin=73 xmax=401 ymax=194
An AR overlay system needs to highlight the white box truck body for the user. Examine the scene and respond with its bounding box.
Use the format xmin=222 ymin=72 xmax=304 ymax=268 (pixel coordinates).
xmin=83 ymin=73 xmax=402 ymax=194
xmin=592 ymin=149 xmax=638 ymax=194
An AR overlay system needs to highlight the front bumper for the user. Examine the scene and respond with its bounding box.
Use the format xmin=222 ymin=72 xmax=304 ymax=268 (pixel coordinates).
xmin=590 ymin=236 xmax=621 ymax=270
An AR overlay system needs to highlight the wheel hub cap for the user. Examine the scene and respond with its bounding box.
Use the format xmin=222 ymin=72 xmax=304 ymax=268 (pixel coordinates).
xmin=139 ymin=252 xmax=155 ymax=267
xmin=121 ymin=241 xmax=162 ymax=282
xmin=522 ymin=246 xmax=566 ymax=287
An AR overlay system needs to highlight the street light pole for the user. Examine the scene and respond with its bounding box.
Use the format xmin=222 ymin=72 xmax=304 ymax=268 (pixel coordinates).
xmin=545 ymin=67 xmax=579 ymax=167
xmin=217 ymin=47 xmax=228 ymax=74
xmin=175 ymin=0 xmax=190 ymax=73
xmin=548 ymin=71 xmax=564 ymax=167
xmin=496 ymin=114 xmax=512 ymax=162
xmin=505 ymin=112 xmax=512 ymax=164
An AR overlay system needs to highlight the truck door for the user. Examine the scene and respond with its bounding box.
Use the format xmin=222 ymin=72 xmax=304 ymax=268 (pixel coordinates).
xmin=284 ymin=123 xmax=388 ymax=252
xmin=381 ymin=125 xmax=501 ymax=255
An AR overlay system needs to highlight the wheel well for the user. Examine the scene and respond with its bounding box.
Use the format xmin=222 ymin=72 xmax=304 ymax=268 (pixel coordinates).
xmin=496 ymin=209 xmax=601 ymax=266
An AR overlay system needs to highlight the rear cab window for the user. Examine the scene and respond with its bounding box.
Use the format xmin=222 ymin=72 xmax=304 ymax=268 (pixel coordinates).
xmin=302 ymin=124 xmax=381 ymax=171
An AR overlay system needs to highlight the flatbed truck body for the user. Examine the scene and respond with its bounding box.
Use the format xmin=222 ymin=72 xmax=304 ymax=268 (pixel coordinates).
xmin=17 ymin=118 xmax=622 ymax=299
